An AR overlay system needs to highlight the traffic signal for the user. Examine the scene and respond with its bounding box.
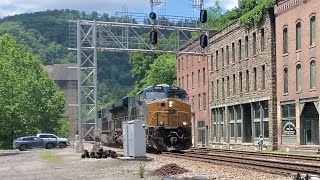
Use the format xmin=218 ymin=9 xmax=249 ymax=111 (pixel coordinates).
xmin=150 ymin=30 xmax=158 ymax=45
xmin=200 ymin=34 xmax=207 ymax=48
xmin=200 ymin=10 xmax=207 ymax=23
xmin=149 ymin=12 xmax=157 ymax=20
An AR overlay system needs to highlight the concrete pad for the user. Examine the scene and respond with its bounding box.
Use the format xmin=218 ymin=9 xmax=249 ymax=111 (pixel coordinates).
xmin=117 ymin=156 xmax=153 ymax=161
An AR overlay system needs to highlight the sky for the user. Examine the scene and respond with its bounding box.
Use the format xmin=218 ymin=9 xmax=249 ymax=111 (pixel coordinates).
xmin=0 ymin=0 xmax=238 ymax=18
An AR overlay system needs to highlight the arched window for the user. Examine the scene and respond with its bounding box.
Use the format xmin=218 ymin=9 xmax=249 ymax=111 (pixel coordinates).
xmin=284 ymin=68 xmax=288 ymax=93
xmin=310 ymin=16 xmax=316 ymax=46
xmin=310 ymin=60 xmax=316 ymax=89
xmin=283 ymin=28 xmax=288 ymax=54
xmin=296 ymin=64 xmax=301 ymax=92
xmin=296 ymin=22 xmax=301 ymax=50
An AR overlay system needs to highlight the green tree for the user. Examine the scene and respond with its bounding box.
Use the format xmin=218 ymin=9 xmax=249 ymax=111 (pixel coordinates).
xmin=144 ymin=54 xmax=176 ymax=87
xmin=0 ymin=34 xmax=65 ymax=149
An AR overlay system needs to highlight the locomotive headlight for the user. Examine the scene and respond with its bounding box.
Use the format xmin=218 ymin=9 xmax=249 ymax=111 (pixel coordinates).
xmin=169 ymin=101 xmax=173 ymax=107
xmin=182 ymin=122 xmax=187 ymax=126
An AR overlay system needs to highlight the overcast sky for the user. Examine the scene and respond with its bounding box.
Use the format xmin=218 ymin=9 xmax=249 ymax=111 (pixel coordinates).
xmin=0 ymin=0 xmax=238 ymax=18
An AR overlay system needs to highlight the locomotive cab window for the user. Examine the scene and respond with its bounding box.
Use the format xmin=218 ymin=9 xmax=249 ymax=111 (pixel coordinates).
xmin=167 ymin=91 xmax=187 ymax=100
xmin=146 ymin=92 xmax=166 ymax=100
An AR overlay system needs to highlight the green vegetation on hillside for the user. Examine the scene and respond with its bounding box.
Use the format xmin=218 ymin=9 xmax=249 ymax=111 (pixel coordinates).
xmin=206 ymin=0 xmax=275 ymax=29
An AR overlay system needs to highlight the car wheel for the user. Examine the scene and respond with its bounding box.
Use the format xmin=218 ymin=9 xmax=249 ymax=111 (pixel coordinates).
xmin=59 ymin=142 xmax=67 ymax=148
xmin=46 ymin=143 xmax=53 ymax=149
xmin=19 ymin=145 xmax=27 ymax=151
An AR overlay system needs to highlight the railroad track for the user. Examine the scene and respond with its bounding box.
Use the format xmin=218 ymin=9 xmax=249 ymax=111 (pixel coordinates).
xmin=162 ymin=151 xmax=320 ymax=177
xmin=187 ymin=147 xmax=320 ymax=163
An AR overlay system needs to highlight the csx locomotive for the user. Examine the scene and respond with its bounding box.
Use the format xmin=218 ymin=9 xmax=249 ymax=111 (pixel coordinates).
xmin=99 ymin=84 xmax=192 ymax=151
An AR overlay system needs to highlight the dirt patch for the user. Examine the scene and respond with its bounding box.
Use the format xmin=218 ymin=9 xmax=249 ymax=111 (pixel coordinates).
xmin=153 ymin=163 xmax=189 ymax=176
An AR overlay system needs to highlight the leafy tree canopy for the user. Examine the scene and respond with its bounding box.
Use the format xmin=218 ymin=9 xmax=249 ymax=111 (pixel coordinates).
xmin=206 ymin=0 xmax=275 ymax=29
xmin=0 ymin=34 xmax=65 ymax=149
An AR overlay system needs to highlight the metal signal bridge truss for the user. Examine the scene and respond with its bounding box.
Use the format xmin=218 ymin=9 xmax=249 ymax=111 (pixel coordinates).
xmin=68 ymin=0 xmax=211 ymax=151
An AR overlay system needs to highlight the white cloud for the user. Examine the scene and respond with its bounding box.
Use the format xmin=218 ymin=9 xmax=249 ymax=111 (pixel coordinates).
xmin=206 ymin=0 xmax=238 ymax=10
xmin=0 ymin=0 xmax=149 ymax=18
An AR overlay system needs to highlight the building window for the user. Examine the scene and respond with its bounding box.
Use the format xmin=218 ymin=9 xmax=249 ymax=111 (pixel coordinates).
xmin=310 ymin=60 xmax=316 ymax=89
xmin=284 ymin=68 xmax=288 ymax=93
xmin=233 ymin=74 xmax=236 ymax=96
xmin=262 ymin=65 xmax=266 ymax=90
xmin=198 ymin=69 xmax=200 ymax=87
xmin=239 ymin=72 xmax=242 ymax=93
xmin=253 ymin=32 xmax=257 ymax=55
xmin=210 ymin=55 xmax=214 ymax=71
xmin=217 ymin=79 xmax=219 ymax=99
xmin=281 ymin=104 xmax=296 ymax=143
xmin=215 ymin=50 xmax=219 ymax=70
xmin=310 ymin=16 xmax=316 ymax=46
xmin=181 ymin=57 xmax=184 ymax=70
xmin=283 ymin=28 xmax=288 ymax=54
xmin=192 ymin=96 xmax=194 ymax=111
xmin=203 ymin=68 xmax=206 ymax=85
xmin=182 ymin=76 xmax=184 ymax=89
xmin=238 ymin=39 xmax=242 ymax=61
xmin=253 ymin=68 xmax=257 ymax=91
xmin=296 ymin=64 xmax=301 ymax=92
xmin=178 ymin=59 xmax=180 ymax=70
xmin=219 ymin=108 xmax=224 ymax=139
xmin=203 ymin=93 xmax=206 ymax=110
xmin=191 ymin=72 xmax=194 ymax=88
xmin=178 ymin=78 xmax=181 ymax=87
xmin=261 ymin=28 xmax=265 ymax=52
xmin=222 ymin=78 xmax=225 ymax=99
xmin=296 ymin=22 xmax=301 ymax=50
xmin=245 ymin=36 xmax=249 ymax=58
xmin=192 ymin=56 xmax=194 ymax=65
xmin=246 ymin=70 xmax=249 ymax=93
xmin=232 ymin=43 xmax=235 ymax=63
xmin=221 ymin=48 xmax=224 ymax=67
xmin=211 ymin=81 xmax=214 ymax=100
xmin=187 ymin=75 xmax=189 ymax=89
xmin=229 ymin=107 xmax=235 ymax=138
xmin=227 ymin=76 xmax=230 ymax=97
xmin=226 ymin=46 xmax=229 ymax=65
xmin=198 ymin=94 xmax=201 ymax=110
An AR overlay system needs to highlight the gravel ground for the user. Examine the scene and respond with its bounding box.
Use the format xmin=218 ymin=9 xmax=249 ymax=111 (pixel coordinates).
xmin=0 ymin=143 xmax=291 ymax=180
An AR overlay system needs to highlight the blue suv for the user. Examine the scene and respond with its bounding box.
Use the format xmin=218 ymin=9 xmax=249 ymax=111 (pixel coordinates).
xmin=13 ymin=136 xmax=57 ymax=151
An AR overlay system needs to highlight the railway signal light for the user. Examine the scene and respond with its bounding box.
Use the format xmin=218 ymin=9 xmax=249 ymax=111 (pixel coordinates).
xmin=200 ymin=34 xmax=208 ymax=48
xmin=150 ymin=30 xmax=158 ymax=45
xmin=200 ymin=10 xmax=207 ymax=23
xmin=149 ymin=12 xmax=157 ymax=20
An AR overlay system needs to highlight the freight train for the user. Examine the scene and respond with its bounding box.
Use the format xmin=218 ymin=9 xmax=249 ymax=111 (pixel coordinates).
xmin=99 ymin=84 xmax=192 ymax=152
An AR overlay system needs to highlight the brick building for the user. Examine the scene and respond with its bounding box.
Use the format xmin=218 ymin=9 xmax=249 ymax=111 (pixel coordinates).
xmin=275 ymin=0 xmax=320 ymax=147
xmin=208 ymin=10 xmax=278 ymax=149
xmin=44 ymin=64 xmax=77 ymax=139
xmin=176 ymin=42 xmax=210 ymax=147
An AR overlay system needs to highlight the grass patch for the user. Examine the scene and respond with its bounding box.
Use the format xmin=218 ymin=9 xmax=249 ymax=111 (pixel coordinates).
xmin=40 ymin=151 xmax=63 ymax=164
xmin=263 ymin=149 xmax=289 ymax=154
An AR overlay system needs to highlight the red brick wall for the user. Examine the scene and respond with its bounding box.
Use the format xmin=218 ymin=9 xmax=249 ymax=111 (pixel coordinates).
xmin=176 ymin=46 xmax=209 ymax=146
xmin=275 ymin=0 xmax=320 ymax=103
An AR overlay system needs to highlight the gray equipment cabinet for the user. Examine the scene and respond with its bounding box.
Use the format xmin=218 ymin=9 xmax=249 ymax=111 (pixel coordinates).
xmin=122 ymin=120 xmax=146 ymax=158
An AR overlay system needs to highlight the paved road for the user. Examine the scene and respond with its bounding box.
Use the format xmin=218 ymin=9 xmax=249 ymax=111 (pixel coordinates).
xmin=0 ymin=148 xmax=159 ymax=180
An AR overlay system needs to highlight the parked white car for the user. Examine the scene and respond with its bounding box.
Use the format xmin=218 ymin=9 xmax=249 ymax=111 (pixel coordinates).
xmin=37 ymin=133 xmax=70 ymax=148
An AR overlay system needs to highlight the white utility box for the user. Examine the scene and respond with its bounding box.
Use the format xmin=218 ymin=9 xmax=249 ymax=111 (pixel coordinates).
xmin=122 ymin=120 xmax=146 ymax=158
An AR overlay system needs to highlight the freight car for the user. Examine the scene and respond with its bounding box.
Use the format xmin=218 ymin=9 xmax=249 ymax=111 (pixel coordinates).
xmin=99 ymin=84 xmax=192 ymax=152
